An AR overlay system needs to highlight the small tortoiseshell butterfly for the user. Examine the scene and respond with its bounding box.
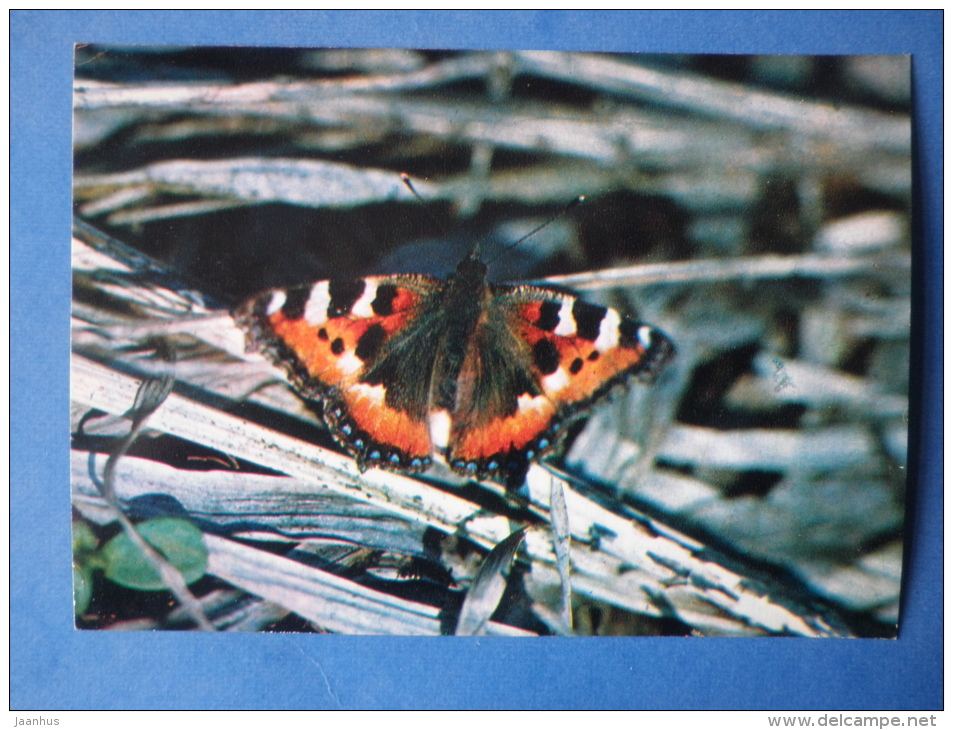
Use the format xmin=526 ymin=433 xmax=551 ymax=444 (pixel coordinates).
xmin=235 ymin=246 xmax=674 ymax=487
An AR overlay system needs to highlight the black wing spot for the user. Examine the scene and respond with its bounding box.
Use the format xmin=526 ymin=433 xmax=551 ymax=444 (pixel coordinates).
xmin=569 ymin=357 xmax=584 ymax=374
xmin=330 ymin=337 xmax=346 ymax=355
xmin=535 ymin=299 xmax=561 ymax=331
xmin=327 ymin=279 xmax=366 ymax=317
xmin=572 ymin=300 xmax=607 ymax=342
xmin=355 ymin=322 xmax=387 ymax=362
xmin=318 ymin=328 xmax=329 ymax=340
xmin=281 ymin=286 xmax=311 ymax=321
xmin=371 ymin=284 xmax=399 ymax=316
xmin=587 ymin=350 xmax=600 ymax=361
xmin=532 ymin=338 xmax=560 ymax=375
xmin=618 ymin=318 xmax=642 ymax=348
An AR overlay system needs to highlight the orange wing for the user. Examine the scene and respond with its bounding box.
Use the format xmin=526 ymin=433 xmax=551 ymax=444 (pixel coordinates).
xmin=237 ymin=274 xmax=444 ymax=472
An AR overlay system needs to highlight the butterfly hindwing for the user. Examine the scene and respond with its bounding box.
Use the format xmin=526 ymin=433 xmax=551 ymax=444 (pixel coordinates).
xmin=440 ymin=299 xmax=556 ymax=482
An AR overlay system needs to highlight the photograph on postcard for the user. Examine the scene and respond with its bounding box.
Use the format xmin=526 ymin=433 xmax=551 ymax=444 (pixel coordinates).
xmin=71 ymin=46 xmax=912 ymax=637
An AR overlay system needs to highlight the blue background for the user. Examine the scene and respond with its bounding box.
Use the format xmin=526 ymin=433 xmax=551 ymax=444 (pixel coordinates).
xmin=12 ymin=10 xmax=942 ymax=710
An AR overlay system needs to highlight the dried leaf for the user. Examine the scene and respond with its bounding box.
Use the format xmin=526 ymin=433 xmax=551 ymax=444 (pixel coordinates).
xmin=455 ymin=529 xmax=526 ymax=636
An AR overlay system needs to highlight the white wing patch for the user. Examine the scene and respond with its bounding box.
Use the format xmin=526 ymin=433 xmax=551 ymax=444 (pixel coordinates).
xmin=593 ymin=308 xmax=622 ymax=352
xmin=265 ymin=291 xmax=287 ymax=316
xmin=304 ymin=281 xmax=331 ymax=326
xmin=351 ymin=280 xmax=380 ymax=318
xmin=428 ymin=409 xmax=452 ymax=449
xmin=553 ymin=297 xmax=577 ymax=336
xmin=542 ymin=367 xmax=570 ymax=394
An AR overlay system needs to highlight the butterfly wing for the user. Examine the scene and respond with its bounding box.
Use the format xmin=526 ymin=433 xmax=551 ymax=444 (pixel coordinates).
xmin=236 ymin=274 xmax=446 ymax=472
xmin=444 ymin=284 xmax=674 ymax=484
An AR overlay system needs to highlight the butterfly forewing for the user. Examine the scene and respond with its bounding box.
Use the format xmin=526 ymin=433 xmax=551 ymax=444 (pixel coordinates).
xmin=237 ymin=273 xmax=445 ymax=472
xmin=509 ymin=286 xmax=675 ymax=406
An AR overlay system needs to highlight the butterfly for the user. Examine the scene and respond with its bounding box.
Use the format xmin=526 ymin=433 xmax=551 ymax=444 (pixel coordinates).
xmin=235 ymin=248 xmax=674 ymax=487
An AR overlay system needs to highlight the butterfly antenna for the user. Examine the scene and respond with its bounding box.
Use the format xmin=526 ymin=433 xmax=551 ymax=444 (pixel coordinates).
xmin=400 ymin=173 xmax=454 ymax=241
xmin=488 ymin=195 xmax=586 ymax=265
xmin=400 ymin=172 xmax=426 ymax=203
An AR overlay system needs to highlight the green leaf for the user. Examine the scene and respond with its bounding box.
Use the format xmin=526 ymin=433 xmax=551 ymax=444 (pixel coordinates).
xmin=101 ymin=517 xmax=208 ymax=591
xmin=73 ymin=565 xmax=93 ymax=615
xmin=72 ymin=520 xmax=99 ymax=555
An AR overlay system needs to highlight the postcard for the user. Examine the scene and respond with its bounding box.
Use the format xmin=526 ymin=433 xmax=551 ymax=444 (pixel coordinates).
xmin=71 ymin=46 xmax=911 ymax=637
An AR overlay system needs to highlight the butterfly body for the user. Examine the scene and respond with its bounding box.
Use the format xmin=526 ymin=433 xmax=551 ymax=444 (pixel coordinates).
xmin=236 ymin=251 xmax=674 ymax=486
